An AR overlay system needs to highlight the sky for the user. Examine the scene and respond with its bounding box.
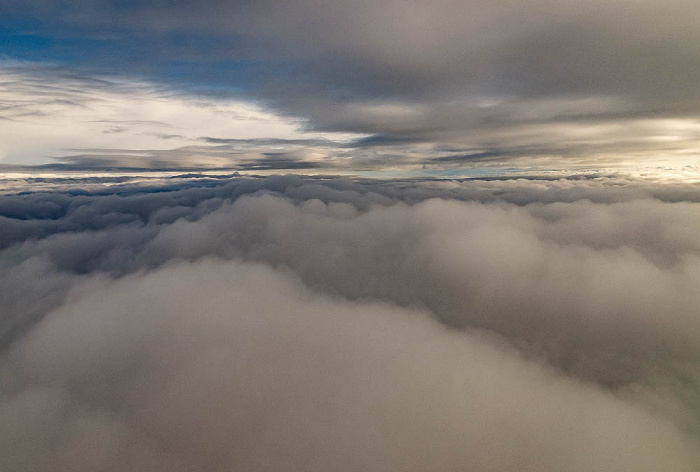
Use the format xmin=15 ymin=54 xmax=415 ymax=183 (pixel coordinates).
xmin=1 ymin=0 xmax=700 ymax=171
xmin=2 ymin=3 xmax=700 ymax=471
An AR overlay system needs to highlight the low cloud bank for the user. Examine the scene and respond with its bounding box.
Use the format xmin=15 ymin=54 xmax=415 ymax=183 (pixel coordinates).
xmin=1 ymin=174 xmax=699 ymax=471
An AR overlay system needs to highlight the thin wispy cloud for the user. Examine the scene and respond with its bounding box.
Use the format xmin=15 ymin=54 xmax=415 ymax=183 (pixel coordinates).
xmin=0 ymin=62 xmax=358 ymax=168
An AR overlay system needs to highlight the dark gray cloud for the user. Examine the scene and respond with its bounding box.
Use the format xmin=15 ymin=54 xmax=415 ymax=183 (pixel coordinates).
xmin=1 ymin=173 xmax=700 ymax=470
xmin=9 ymin=0 xmax=699 ymax=99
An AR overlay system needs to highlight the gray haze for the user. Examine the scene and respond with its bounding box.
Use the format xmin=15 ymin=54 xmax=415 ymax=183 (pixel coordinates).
xmin=1 ymin=174 xmax=699 ymax=470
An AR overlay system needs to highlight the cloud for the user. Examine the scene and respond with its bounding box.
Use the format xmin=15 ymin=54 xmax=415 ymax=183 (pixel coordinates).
xmin=1 ymin=173 xmax=700 ymax=470
xmin=0 ymin=62 xmax=357 ymax=167
xmin=2 ymin=257 xmax=697 ymax=472
xmin=7 ymin=0 xmax=700 ymax=101
xmin=3 ymin=2 xmax=700 ymax=168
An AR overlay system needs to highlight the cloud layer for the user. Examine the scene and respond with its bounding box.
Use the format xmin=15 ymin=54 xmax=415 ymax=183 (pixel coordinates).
xmin=1 ymin=173 xmax=700 ymax=470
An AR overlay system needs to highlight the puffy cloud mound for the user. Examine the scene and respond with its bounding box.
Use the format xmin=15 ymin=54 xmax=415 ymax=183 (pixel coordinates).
xmin=1 ymin=173 xmax=699 ymax=471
